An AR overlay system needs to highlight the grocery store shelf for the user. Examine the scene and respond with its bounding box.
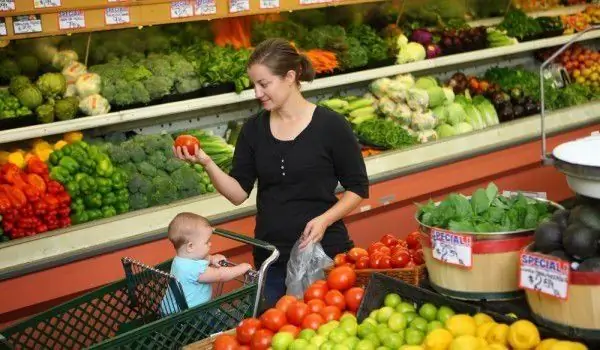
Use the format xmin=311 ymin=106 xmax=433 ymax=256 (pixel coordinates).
xmin=0 ymin=101 xmax=598 ymax=280
xmin=468 ymin=4 xmax=588 ymax=27
xmin=2 ymin=29 xmax=600 ymax=144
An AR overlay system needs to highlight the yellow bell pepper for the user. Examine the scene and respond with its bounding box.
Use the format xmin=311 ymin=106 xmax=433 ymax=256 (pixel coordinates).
xmin=37 ymin=148 xmax=53 ymax=162
xmin=64 ymin=131 xmax=83 ymax=144
xmin=54 ymin=140 xmax=68 ymax=150
xmin=33 ymin=141 xmax=52 ymax=155
xmin=7 ymin=152 xmax=25 ymax=168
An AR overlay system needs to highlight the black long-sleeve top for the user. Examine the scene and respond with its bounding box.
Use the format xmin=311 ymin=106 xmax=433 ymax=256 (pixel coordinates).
xmin=229 ymin=106 xmax=369 ymax=267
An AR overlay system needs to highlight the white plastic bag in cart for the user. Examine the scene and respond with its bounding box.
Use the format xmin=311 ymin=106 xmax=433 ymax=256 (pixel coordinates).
xmin=285 ymin=240 xmax=333 ymax=299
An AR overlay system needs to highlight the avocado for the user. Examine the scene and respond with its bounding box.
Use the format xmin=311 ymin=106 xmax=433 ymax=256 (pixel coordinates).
xmin=551 ymin=209 xmax=570 ymax=231
xmin=568 ymin=205 xmax=583 ymax=225
xmin=549 ymin=250 xmax=570 ymax=261
xmin=562 ymin=223 xmax=600 ymax=260
xmin=534 ymin=221 xmax=563 ymax=253
xmin=575 ymin=194 xmax=600 ymax=207
xmin=577 ymin=257 xmax=600 ymax=272
xmin=578 ymin=205 xmax=600 ymax=231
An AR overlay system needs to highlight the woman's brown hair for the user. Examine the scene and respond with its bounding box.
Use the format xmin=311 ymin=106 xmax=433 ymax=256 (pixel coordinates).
xmin=248 ymin=38 xmax=316 ymax=83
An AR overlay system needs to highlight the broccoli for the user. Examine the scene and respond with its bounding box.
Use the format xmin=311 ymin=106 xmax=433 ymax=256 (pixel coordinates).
xmin=149 ymin=176 xmax=178 ymax=205
xmin=148 ymin=152 xmax=168 ymax=170
xmin=135 ymin=134 xmax=171 ymax=155
xmin=137 ymin=161 xmax=158 ymax=177
xmin=122 ymin=141 xmax=146 ymax=163
xmin=106 ymin=143 xmax=130 ymax=165
xmin=123 ymin=65 xmax=153 ymax=82
xmin=144 ymin=56 xmax=173 ymax=78
xmin=113 ymin=79 xmax=134 ymax=106
xmin=129 ymin=193 xmax=149 ymax=210
xmin=164 ymin=158 xmax=187 ymax=173
xmin=128 ymin=173 xmax=152 ymax=194
xmin=131 ymin=81 xmax=151 ymax=104
xmin=104 ymin=132 xmax=128 ymax=144
xmin=171 ymin=166 xmax=202 ymax=191
xmin=175 ymin=78 xmax=202 ymax=94
xmin=120 ymin=162 xmax=138 ymax=175
xmin=144 ymin=76 xmax=173 ymax=100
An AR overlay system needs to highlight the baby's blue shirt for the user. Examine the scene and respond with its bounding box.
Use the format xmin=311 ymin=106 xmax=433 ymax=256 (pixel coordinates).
xmin=160 ymin=256 xmax=213 ymax=315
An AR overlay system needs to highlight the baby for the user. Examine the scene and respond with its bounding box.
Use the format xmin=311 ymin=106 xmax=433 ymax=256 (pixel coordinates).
xmin=161 ymin=212 xmax=252 ymax=314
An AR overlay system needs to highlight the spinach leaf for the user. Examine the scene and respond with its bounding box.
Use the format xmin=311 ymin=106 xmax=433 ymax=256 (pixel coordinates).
xmin=471 ymin=188 xmax=491 ymax=215
xmin=449 ymin=220 xmax=476 ymax=232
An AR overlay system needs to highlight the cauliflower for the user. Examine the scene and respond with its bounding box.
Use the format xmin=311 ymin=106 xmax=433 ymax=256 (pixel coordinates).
xmin=387 ymin=80 xmax=411 ymax=103
xmin=416 ymin=129 xmax=438 ymax=144
xmin=370 ymin=78 xmax=392 ymax=99
xmin=79 ymin=94 xmax=110 ymax=116
xmin=52 ymin=50 xmax=79 ymax=70
xmin=411 ymin=111 xmax=437 ymax=131
xmin=378 ymin=97 xmax=397 ymax=118
xmin=62 ymin=61 xmax=87 ymax=84
xmin=75 ymin=73 xmax=102 ymax=98
xmin=394 ymin=74 xmax=416 ymax=88
xmin=406 ymin=88 xmax=429 ymax=111
xmin=392 ymin=104 xmax=412 ymax=126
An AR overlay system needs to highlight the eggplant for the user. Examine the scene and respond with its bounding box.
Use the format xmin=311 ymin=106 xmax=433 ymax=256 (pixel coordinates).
xmin=498 ymin=103 xmax=515 ymax=122
xmin=491 ymin=91 xmax=508 ymax=106
xmin=524 ymin=100 xmax=538 ymax=115
xmin=513 ymin=104 xmax=525 ymax=119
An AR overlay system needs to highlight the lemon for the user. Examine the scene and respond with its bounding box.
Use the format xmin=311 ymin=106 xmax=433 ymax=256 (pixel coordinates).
xmin=486 ymin=323 xmax=509 ymax=346
xmin=445 ymin=315 xmax=477 ymax=337
xmin=423 ymin=328 xmax=453 ymax=350
xmin=549 ymin=341 xmax=583 ymax=350
xmin=449 ymin=335 xmax=481 ymax=350
xmin=473 ymin=313 xmax=495 ymax=326
xmin=476 ymin=322 xmax=497 ymax=339
xmin=484 ymin=344 xmax=509 ymax=350
xmin=536 ymin=339 xmax=559 ymax=350
xmin=508 ymin=320 xmax=541 ymax=349
xmin=399 ymin=346 xmax=425 ymax=350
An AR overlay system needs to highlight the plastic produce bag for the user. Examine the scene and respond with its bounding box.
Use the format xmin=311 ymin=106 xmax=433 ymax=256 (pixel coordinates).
xmin=285 ymin=240 xmax=333 ymax=298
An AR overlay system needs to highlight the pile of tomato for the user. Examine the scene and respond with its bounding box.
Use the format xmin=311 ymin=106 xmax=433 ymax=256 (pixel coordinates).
xmin=333 ymin=232 xmax=425 ymax=270
xmin=215 ymin=266 xmax=364 ymax=350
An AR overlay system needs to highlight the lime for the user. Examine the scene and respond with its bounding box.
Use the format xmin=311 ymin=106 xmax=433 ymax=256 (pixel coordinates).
xmin=384 ymin=293 xmax=402 ymax=308
xmin=418 ymin=303 xmax=438 ymax=322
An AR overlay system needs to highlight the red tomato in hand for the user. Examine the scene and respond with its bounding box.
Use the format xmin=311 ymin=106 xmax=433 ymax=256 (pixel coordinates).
xmin=355 ymin=256 xmax=370 ymax=270
xmin=327 ymin=266 xmax=356 ymax=291
xmin=301 ymin=313 xmax=325 ymax=330
xmin=320 ymin=305 xmax=342 ymax=322
xmin=174 ymin=135 xmax=200 ymax=156
xmin=406 ymin=231 xmax=422 ymax=250
xmin=379 ymin=255 xmax=392 ymax=269
xmin=347 ymin=248 xmax=368 ymax=262
xmin=324 ymin=290 xmax=346 ymax=310
xmin=236 ymin=318 xmax=261 ymax=344
xmin=304 ymin=284 xmax=328 ymax=302
xmin=286 ymin=302 xmax=310 ymax=326
xmin=412 ymin=248 xmax=425 ymax=265
xmin=368 ymin=242 xmax=386 ymax=255
xmin=215 ymin=334 xmax=239 ymax=350
xmin=380 ymin=234 xmax=398 ymax=247
xmin=275 ymin=295 xmax=297 ymax=313
xmin=307 ymin=299 xmax=326 ymax=314
xmin=334 ymin=253 xmax=348 ymax=266
xmin=251 ymin=329 xmax=274 ymax=350
xmin=390 ymin=251 xmax=411 ymax=268
xmin=259 ymin=308 xmax=287 ymax=332
xmin=279 ymin=324 xmax=300 ymax=337
xmin=344 ymin=287 xmax=364 ymax=312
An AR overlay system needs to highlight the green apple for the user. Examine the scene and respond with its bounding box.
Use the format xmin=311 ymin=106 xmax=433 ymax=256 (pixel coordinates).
xmin=342 ymin=336 xmax=359 ymax=350
xmin=376 ymin=307 xmax=394 ymax=323
xmin=426 ymin=321 xmax=444 ymax=333
xmin=363 ymin=333 xmax=380 ymax=348
xmin=418 ymin=303 xmax=438 ymax=322
xmin=340 ymin=318 xmax=358 ymax=337
xmin=320 ymin=341 xmax=335 ymax=350
xmin=384 ymin=293 xmax=402 ymax=308
xmin=409 ymin=317 xmax=428 ymax=332
xmin=310 ymin=335 xmax=327 ymax=348
xmin=403 ymin=328 xmax=424 ymax=346
xmin=387 ymin=312 xmax=408 ymax=332
xmin=357 ymin=322 xmax=376 ymax=338
xmin=333 ymin=345 xmax=350 ymax=350
xmin=318 ymin=322 xmax=340 ymax=337
xmin=290 ymin=339 xmax=310 ymax=350
xmin=436 ymin=306 xmax=455 ymax=323
xmin=396 ymin=302 xmax=416 ymax=314
xmin=398 ymin=346 xmax=424 ymax=350
xmin=381 ymin=333 xmax=404 ymax=349
xmin=369 ymin=310 xmax=378 ymax=319
xmin=329 ymin=328 xmax=349 ymax=344
xmin=363 ymin=318 xmax=378 ymax=327
xmin=376 ymin=327 xmax=392 ymax=342
xmin=305 ymin=345 xmax=319 ymax=350
xmin=340 ymin=314 xmax=357 ymax=323
xmin=299 ymin=329 xmax=317 ymax=341
xmin=272 ymin=332 xmax=296 ymax=350
xmin=403 ymin=312 xmax=417 ymax=324
xmin=355 ymin=339 xmax=375 ymax=350
xmin=376 ymin=347 xmax=390 ymax=350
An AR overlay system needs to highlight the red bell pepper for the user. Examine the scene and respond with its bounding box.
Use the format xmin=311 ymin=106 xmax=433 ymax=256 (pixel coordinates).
xmin=1 ymin=185 xmax=27 ymax=208
xmin=1 ymin=163 xmax=28 ymax=189
xmin=26 ymin=174 xmax=46 ymax=194
xmin=26 ymin=156 xmax=49 ymax=176
xmin=0 ymin=193 xmax=11 ymax=213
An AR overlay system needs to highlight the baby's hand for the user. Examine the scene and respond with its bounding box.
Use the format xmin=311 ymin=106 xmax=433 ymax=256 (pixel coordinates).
xmin=210 ymin=254 xmax=227 ymax=266
xmin=241 ymin=263 xmax=252 ymax=272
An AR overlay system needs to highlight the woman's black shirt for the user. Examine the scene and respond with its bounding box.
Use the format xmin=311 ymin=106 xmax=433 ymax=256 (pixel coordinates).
xmin=229 ymin=106 xmax=369 ymax=267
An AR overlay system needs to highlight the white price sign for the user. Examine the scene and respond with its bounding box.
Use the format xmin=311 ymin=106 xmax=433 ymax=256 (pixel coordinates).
xmin=59 ymin=10 xmax=85 ymax=30
xmin=0 ymin=19 xmax=6 ymax=36
xmin=0 ymin=0 xmax=15 ymax=11
xmin=229 ymin=0 xmax=249 ymax=13
xmin=13 ymin=15 xmax=43 ymax=34
xmin=299 ymin=0 xmax=330 ymax=4
xmin=108 ymin=0 xmax=126 ymax=2
xmin=34 ymin=0 xmax=61 ymax=8
xmin=519 ymin=252 xmax=569 ymax=300
xmin=430 ymin=229 xmax=473 ymax=268
xmin=260 ymin=0 xmax=278 ymax=9
xmin=502 ymin=190 xmax=548 ymax=199
xmin=105 ymin=7 xmax=130 ymax=25
xmin=171 ymin=1 xmax=193 ymax=18
xmin=195 ymin=0 xmax=216 ymax=15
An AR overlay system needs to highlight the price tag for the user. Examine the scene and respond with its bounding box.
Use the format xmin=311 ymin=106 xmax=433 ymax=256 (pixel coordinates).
xmin=34 ymin=0 xmax=61 ymax=8
xmin=299 ymin=0 xmax=330 ymax=4
xmin=105 ymin=7 xmax=130 ymax=25
xmin=171 ymin=1 xmax=193 ymax=18
xmin=430 ymin=229 xmax=473 ymax=268
xmin=260 ymin=0 xmax=278 ymax=9
xmin=0 ymin=0 xmax=15 ymax=12
xmin=0 ymin=18 xmax=6 ymax=36
xmin=13 ymin=15 xmax=43 ymax=35
xmin=502 ymin=190 xmax=548 ymax=200
xmin=519 ymin=252 xmax=569 ymax=300
xmin=229 ymin=0 xmax=249 ymax=13
xmin=58 ymin=10 xmax=85 ymax=30
xmin=195 ymin=0 xmax=216 ymax=15
xmin=108 ymin=0 xmax=127 ymax=2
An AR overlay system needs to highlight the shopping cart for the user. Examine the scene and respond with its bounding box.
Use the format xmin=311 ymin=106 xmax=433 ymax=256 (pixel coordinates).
xmin=1 ymin=229 xmax=279 ymax=350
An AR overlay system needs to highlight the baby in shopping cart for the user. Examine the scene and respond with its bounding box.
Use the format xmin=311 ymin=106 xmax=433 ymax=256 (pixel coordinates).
xmin=161 ymin=212 xmax=252 ymax=314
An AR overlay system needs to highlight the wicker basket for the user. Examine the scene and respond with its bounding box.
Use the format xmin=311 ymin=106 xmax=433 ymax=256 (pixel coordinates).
xmin=183 ymin=329 xmax=236 ymax=350
xmin=325 ymin=264 xmax=427 ymax=288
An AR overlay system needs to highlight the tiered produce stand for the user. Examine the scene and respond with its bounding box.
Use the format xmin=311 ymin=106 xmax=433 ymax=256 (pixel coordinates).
xmin=1 ymin=0 xmax=600 ymax=347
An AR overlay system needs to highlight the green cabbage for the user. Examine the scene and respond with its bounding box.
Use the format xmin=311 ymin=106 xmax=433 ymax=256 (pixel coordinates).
xmin=426 ymin=86 xmax=446 ymax=108
xmin=9 ymin=76 xmax=32 ymax=95
xmin=436 ymin=124 xmax=457 ymax=138
xmin=36 ymin=73 xmax=67 ymax=99
xmin=455 ymin=122 xmax=474 ymax=134
xmin=464 ymin=104 xmax=485 ymax=130
xmin=54 ymin=97 xmax=79 ymax=121
xmin=446 ymin=103 xmax=467 ymax=126
xmin=442 ymin=88 xmax=455 ymax=104
xmin=16 ymin=85 xmax=43 ymax=110
xmin=415 ymin=76 xmax=438 ymax=90
xmin=432 ymin=105 xmax=448 ymax=124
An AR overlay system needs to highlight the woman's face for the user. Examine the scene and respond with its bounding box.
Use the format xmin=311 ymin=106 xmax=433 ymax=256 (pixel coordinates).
xmin=248 ymin=63 xmax=295 ymax=111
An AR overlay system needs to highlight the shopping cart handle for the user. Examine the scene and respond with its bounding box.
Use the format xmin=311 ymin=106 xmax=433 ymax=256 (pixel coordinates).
xmin=213 ymin=228 xmax=276 ymax=251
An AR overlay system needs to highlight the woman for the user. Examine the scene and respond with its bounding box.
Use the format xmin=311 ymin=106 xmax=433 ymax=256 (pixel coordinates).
xmin=174 ymin=38 xmax=369 ymax=307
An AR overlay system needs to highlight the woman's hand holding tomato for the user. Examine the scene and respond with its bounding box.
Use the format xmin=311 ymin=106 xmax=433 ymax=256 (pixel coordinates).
xmin=173 ymin=135 xmax=213 ymax=167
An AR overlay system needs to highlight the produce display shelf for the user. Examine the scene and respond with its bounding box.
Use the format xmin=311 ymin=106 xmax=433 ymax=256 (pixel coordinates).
xmin=0 ymin=100 xmax=598 ymax=280
xmin=1 ymin=29 xmax=599 ymax=145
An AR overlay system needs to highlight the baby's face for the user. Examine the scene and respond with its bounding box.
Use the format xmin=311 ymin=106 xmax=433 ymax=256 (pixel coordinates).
xmin=186 ymin=224 xmax=213 ymax=259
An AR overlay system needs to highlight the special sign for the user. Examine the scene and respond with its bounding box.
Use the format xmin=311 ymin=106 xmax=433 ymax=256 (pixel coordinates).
xmin=519 ymin=252 xmax=570 ymax=300
xmin=431 ymin=229 xmax=473 ymax=268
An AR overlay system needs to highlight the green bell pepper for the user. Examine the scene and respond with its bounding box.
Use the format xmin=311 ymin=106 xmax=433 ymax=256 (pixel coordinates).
xmin=116 ymin=188 xmax=129 ymax=204
xmin=96 ymin=156 xmax=114 ymax=177
xmin=111 ymin=170 xmax=128 ymax=190
xmin=65 ymin=181 xmax=80 ymax=197
xmin=88 ymin=145 xmax=101 ymax=159
xmin=61 ymin=146 xmax=73 ymax=156
xmin=86 ymin=209 xmax=103 ymax=221
xmin=72 ymin=141 xmax=89 ymax=151
xmin=50 ymin=166 xmax=72 ymax=183
xmin=58 ymin=156 xmax=80 ymax=174
xmin=102 ymin=192 xmax=117 ymax=206
xmin=71 ymin=198 xmax=85 ymax=213
xmin=102 ymin=206 xmax=117 ymax=218
xmin=70 ymin=147 xmax=88 ymax=165
xmin=74 ymin=173 xmax=87 ymax=182
xmin=115 ymin=202 xmax=130 ymax=214
xmin=79 ymin=175 xmax=97 ymax=194
xmin=96 ymin=178 xmax=112 ymax=194
xmin=80 ymin=159 xmax=96 ymax=174
xmin=49 ymin=150 xmax=63 ymax=166
xmin=84 ymin=193 xmax=103 ymax=209
xmin=71 ymin=211 xmax=89 ymax=224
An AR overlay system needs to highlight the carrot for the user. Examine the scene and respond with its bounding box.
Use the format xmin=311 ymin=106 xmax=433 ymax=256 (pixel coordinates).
xmin=303 ymin=49 xmax=339 ymax=74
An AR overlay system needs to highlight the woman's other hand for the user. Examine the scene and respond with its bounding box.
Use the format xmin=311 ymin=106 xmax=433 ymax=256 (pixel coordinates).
xmin=173 ymin=144 xmax=213 ymax=167
xmin=299 ymin=215 xmax=329 ymax=249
